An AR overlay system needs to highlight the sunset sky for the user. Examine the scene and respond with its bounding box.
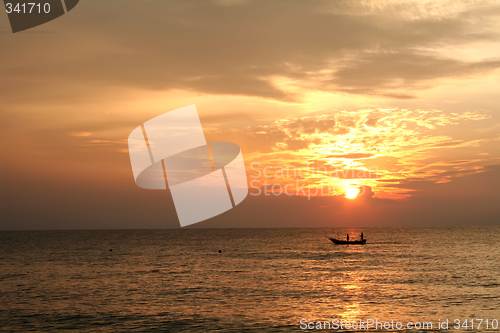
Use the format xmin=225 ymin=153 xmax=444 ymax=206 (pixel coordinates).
xmin=1 ymin=0 xmax=499 ymax=229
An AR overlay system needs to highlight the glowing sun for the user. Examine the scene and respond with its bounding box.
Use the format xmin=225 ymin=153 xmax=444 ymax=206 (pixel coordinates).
xmin=345 ymin=188 xmax=359 ymax=199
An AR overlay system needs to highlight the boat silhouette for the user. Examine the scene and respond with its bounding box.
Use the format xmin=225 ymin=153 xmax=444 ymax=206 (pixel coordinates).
xmin=329 ymin=237 xmax=366 ymax=245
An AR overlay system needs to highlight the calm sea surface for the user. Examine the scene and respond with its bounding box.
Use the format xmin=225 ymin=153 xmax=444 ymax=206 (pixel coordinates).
xmin=0 ymin=228 xmax=499 ymax=332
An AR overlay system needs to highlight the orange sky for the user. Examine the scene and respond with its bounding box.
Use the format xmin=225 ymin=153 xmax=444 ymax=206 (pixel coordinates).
xmin=1 ymin=0 xmax=499 ymax=229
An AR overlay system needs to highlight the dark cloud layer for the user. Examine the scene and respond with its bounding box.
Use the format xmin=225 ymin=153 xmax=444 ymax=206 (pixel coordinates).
xmin=2 ymin=0 xmax=500 ymax=101
xmin=331 ymin=53 xmax=500 ymax=98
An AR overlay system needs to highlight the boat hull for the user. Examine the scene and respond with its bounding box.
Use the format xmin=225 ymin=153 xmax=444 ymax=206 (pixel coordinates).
xmin=329 ymin=238 xmax=366 ymax=245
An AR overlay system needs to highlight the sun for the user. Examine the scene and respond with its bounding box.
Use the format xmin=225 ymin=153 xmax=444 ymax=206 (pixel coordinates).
xmin=345 ymin=188 xmax=359 ymax=199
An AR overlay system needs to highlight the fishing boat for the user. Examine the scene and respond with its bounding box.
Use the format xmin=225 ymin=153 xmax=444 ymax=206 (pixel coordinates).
xmin=329 ymin=238 xmax=366 ymax=245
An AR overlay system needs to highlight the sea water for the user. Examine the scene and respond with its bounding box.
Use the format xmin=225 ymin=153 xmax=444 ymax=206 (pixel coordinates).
xmin=1 ymin=227 xmax=499 ymax=332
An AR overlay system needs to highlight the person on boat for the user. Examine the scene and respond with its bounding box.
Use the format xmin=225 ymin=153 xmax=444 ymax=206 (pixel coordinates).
xmin=346 ymin=234 xmax=349 ymax=241
xmin=361 ymin=232 xmax=364 ymax=241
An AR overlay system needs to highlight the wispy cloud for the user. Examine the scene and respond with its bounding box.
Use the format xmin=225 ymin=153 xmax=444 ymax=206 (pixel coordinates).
xmin=69 ymin=131 xmax=92 ymax=137
xmin=240 ymin=109 xmax=492 ymax=198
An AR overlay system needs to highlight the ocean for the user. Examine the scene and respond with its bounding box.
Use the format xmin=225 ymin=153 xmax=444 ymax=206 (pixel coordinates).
xmin=1 ymin=227 xmax=499 ymax=332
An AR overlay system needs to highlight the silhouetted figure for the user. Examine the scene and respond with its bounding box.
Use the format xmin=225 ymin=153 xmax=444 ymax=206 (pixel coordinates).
xmin=346 ymin=234 xmax=349 ymax=241
xmin=361 ymin=232 xmax=364 ymax=241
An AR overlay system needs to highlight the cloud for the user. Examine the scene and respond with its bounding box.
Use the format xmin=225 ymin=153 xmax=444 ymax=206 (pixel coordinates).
xmin=324 ymin=153 xmax=375 ymax=159
xmin=2 ymin=0 xmax=500 ymax=102
xmin=237 ymin=108 xmax=493 ymax=198
xmin=358 ymin=185 xmax=375 ymax=199
xmin=330 ymin=53 xmax=500 ymax=98
xmin=69 ymin=131 xmax=92 ymax=137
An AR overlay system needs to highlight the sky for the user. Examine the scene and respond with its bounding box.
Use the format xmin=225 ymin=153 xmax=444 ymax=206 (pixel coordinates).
xmin=1 ymin=0 xmax=499 ymax=229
